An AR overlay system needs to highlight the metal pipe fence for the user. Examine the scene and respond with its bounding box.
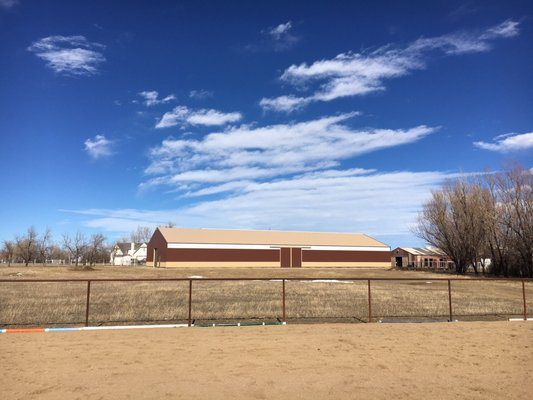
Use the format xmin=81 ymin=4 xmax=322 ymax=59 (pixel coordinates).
xmin=0 ymin=277 xmax=530 ymax=328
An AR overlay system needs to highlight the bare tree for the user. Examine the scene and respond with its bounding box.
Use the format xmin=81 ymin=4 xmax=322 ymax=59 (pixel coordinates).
xmin=416 ymin=163 xmax=533 ymax=277
xmin=15 ymin=227 xmax=39 ymax=266
xmin=37 ymin=228 xmax=52 ymax=266
xmin=62 ymin=231 xmax=88 ymax=267
xmin=130 ymin=226 xmax=153 ymax=243
xmin=415 ymin=178 xmax=492 ymax=274
xmin=483 ymin=173 xmax=514 ymax=276
xmin=1 ymin=240 xmax=16 ymax=266
xmin=84 ymin=233 xmax=108 ymax=267
xmin=48 ymin=244 xmax=68 ymax=264
xmin=491 ymin=164 xmax=533 ymax=277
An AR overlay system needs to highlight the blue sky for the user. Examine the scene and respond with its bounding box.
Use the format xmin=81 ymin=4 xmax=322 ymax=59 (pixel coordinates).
xmin=1 ymin=0 xmax=532 ymax=247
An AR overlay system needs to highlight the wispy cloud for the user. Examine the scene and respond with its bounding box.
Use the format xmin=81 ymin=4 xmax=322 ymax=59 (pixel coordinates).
xmin=481 ymin=19 xmax=520 ymax=39
xmin=84 ymin=134 xmax=114 ymax=159
xmin=0 ymin=0 xmax=20 ymax=9
xmin=144 ymin=112 xmax=436 ymax=192
xmin=243 ymin=20 xmax=300 ymax=53
xmin=28 ymin=35 xmax=106 ymax=76
xmin=189 ymin=89 xmax=214 ymax=100
xmin=259 ymin=95 xmax=311 ymax=113
xmin=474 ymin=132 xmax=533 ymax=153
xmin=137 ymin=91 xmax=176 ymax=106
xmin=65 ymin=168 xmax=453 ymax=239
xmin=155 ymin=106 xmax=242 ymax=128
xmin=262 ymin=21 xmax=300 ymax=51
xmin=448 ymin=2 xmax=480 ymax=20
xmin=28 ymin=36 xmax=106 ymax=76
xmin=260 ymin=20 xmax=520 ymax=112
xmin=0 ymin=0 xmax=18 ymax=9
xmin=267 ymin=21 xmax=292 ymax=40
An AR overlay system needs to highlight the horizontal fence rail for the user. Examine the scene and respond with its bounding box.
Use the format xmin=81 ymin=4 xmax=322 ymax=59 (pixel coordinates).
xmin=0 ymin=277 xmax=530 ymax=328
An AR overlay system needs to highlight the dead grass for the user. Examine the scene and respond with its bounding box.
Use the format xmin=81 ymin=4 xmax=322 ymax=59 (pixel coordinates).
xmin=0 ymin=263 xmax=433 ymax=279
xmin=0 ymin=264 xmax=531 ymax=327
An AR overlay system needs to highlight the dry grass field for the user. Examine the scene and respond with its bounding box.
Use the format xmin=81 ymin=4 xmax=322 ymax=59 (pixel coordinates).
xmin=1 ymin=264 xmax=531 ymax=327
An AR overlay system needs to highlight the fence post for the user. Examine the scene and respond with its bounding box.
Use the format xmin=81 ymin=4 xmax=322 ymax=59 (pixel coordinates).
xmin=188 ymin=279 xmax=193 ymax=327
xmin=282 ymin=279 xmax=286 ymax=322
xmin=522 ymin=280 xmax=528 ymax=321
xmin=447 ymin=279 xmax=453 ymax=322
xmin=367 ymin=279 xmax=372 ymax=323
xmin=85 ymin=280 xmax=91 ymax=327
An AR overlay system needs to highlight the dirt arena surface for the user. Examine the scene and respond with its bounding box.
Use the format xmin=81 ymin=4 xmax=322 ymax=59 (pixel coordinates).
xmin=1 ymin=321 xmax=531 ymax=399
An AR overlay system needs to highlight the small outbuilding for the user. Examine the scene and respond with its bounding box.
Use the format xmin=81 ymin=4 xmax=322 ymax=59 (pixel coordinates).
xmin=391 ymin=247 xmax=454 ymax=270
xmin=147 ymin=227 xmax=390 ymax=268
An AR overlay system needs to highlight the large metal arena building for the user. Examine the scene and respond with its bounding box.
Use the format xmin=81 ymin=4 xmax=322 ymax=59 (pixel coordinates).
xmin=147 ymin=228 xmax=391 ymax=268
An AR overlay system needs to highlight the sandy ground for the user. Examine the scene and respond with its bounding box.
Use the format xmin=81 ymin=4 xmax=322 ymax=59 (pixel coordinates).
xmin=1 ymin=321 xmax=532 ymax=400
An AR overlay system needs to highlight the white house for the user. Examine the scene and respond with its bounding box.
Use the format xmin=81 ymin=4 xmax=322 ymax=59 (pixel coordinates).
xmin=110 ymin=242 xmax=147 ymax=265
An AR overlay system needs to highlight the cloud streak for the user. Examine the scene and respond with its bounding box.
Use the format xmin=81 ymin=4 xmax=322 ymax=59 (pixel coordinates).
xmin=155 ymin=106 xmax=242 ymax=128
xmin=0 ymin=0 xmax=19 ymax=9
xmin=65 ymin=168 xmax=454 ymax=239
xmin=189 ymin=89 xmax=214 ymax=100
xmin=260 ymin=20 xmax=520 ymax=112
xmin=474 ymin=132 xmax=533 ymax=153
xmin=28 ymin=35 xmax=106 ymax=76
xmin=144 ymin=112 xmax=436 ymax=193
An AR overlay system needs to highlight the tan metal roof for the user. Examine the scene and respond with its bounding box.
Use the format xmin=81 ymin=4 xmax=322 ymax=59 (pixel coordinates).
xmin=156 ymin=227 xmax=389 ymax=248
xmin=398 ymin=247 xmax=446 ymax=256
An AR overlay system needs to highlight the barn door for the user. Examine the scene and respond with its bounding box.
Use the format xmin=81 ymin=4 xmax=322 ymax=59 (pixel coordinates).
xmin=280 ymin=248 xmax=291 ymax=268
xmin=291 ymin=248 xmax=302 ymax=268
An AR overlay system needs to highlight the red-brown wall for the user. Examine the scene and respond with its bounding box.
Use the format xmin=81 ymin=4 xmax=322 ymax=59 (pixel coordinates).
xmin=147 ymin=229 xmax=168 ymax=264
xmin=162 ymin=248 xmax=279 ymax=262
xmin=303 ymin=250 xmax=390 ymax=263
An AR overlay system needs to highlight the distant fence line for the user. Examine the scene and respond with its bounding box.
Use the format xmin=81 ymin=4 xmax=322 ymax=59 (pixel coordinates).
xmin=0 ymin=277 xmax=530 ymax=328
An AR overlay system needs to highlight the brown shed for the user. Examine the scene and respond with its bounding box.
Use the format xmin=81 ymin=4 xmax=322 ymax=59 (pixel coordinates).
xmin=147 ymin=227 xmax=390 ymax=268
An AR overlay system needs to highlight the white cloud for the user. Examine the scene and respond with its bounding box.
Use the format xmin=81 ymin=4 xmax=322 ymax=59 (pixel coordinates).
xmin=138 ymin=91 xmax=176 ymax=106
xmin=262 ymin=21 xmax=300 ymax=51
xmin=155 ymin=106 xmax=242 ymax=128
xmin=448 ymin=3 xmax=480 ymax=20
xmin=144 ymin=112 xmax=436 ymax=193
xmin=268 ymin=21 xmax=292 ymax=40
xmin=28 ymin=35 xmax=106 ymax=76
xmin=474 ymin=132 xmax=533 ymax=153
xmin=84 ymin=134 xmax=113 ymax=159
xmin=260 ymin=19 xmax=520 ymax=112
xmin=68 ymin=111 xmax=446 ymax=240
xmin=481 ymin=19 xmax=520 ymax=39
xmin=0 ymin=0 xmax=19 ymax=9
xmin=64 ymin=168 xmax=453 ymax=239
xmin=189 ymin=89 xmax=214 ymax=100
xmin=259 ymin=95 xmax=310 ymax=113
xmin=84 ymin=217 xmax=159 ymax=233
xmin=181 ymin=169 xmax=453 ymax=235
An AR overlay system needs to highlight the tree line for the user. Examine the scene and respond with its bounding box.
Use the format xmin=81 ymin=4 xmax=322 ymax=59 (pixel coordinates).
xmin=0 ymin=225 xmax=157 ymax=268
xmin=415 ymin=163 xmax=532 ymax=277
